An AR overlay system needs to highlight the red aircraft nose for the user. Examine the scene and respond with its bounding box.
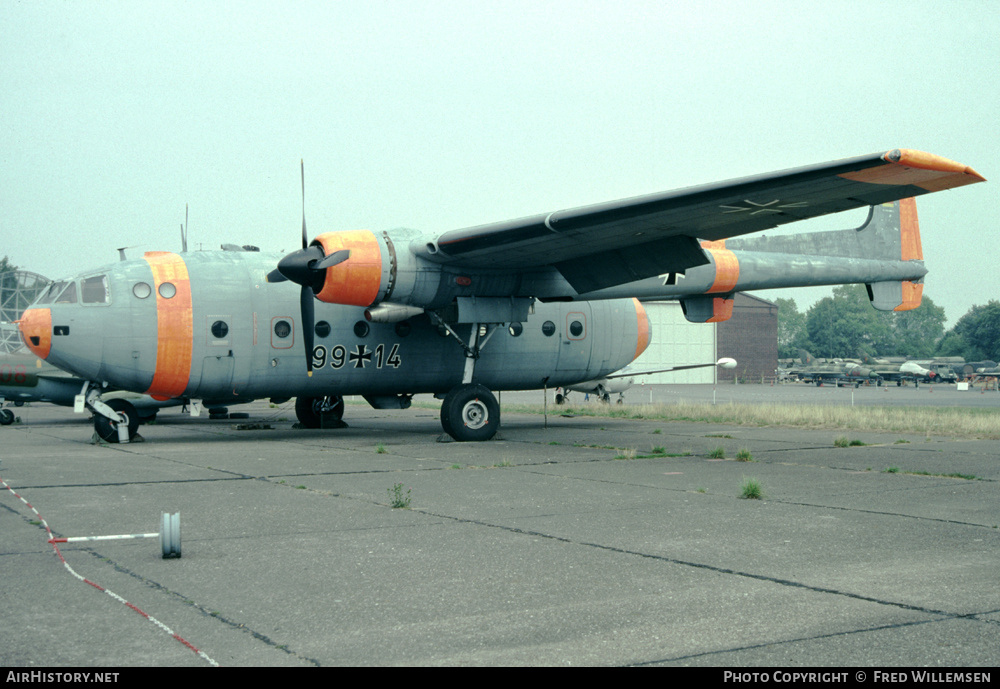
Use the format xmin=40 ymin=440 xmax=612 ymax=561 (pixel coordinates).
xmin=17 ymin=308 xmax=52 ymax=360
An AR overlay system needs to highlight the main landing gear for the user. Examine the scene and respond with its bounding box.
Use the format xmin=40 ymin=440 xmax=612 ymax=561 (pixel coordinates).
xmin=429 ymin=314 xmax=502 ymax=442
xmin=440 ymin=384 xmax=499 ymax=442
xmin=295 ymin=395 xmax=346 ymax=428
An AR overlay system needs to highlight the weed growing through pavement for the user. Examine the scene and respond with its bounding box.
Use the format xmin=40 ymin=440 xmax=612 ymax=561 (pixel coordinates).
xmin=741 ymin=476 xmax=764 ymax=500
xmin=709 ymin=446 xmax=726 ymax=459
xmin=736 ymin=448 xmax=753 ymax=462
xmin=388 ymin=482 xmax=411 ymax=508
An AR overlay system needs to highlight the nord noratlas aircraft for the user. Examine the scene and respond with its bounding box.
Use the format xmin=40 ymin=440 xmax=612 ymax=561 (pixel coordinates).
xmin=16 ymin=150 xmax=984 ymax=442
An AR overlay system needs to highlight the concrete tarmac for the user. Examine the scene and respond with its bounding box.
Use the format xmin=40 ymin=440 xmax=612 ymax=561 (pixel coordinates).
xmin=1 ymin=388 xmax=997 ymax=667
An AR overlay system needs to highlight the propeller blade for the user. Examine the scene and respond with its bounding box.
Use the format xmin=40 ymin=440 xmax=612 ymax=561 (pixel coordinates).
xmin=300 ymin=159 xmax=308 ymax=250
xmin=266 ymin=268 xmax=287 ymax=283
xmin=316 ymin=249 xmax=350 ymax=270
xmin=301 ymin=285 xmax=315 ymax=376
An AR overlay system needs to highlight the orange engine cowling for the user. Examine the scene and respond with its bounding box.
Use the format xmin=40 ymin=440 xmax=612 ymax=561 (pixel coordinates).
xmin=311 ymin=230 xmax=388 ymax=307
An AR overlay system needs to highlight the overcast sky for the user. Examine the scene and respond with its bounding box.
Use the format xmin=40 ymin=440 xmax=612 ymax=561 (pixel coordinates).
xmin=2 ymin=1 xmax=996 ymax=326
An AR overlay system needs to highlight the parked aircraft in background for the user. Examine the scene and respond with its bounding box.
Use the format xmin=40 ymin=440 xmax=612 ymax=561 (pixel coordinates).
xmin=555 ymin=357 xmax=737 ymax=404
xmin=787 ymin=350 xmax=879 ymax=387
xmin=858 ymin=353 xmax=938 ymax=386
xmin=16 ymin=150 xmax=983 ymax=442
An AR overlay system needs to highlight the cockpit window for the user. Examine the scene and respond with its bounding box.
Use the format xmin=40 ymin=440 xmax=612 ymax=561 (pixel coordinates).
xmin=36 ymin=281 xmax=67 ymax=305
xmin=56 ymin=281 xmax=78 ymax=304
xmin=81 ymin=275 xmax=110 ymax=304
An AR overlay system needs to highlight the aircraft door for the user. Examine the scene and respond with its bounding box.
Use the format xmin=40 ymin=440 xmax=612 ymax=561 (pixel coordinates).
xmin=199 ymin=315 xmax=235 ymax=391
xmin=555 ymin=308 xmax=592 ymax=375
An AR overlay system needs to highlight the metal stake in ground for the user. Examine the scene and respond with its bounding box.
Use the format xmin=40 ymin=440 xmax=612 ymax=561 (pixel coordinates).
xmin=48 ymin=512 xmax=181 ymax=558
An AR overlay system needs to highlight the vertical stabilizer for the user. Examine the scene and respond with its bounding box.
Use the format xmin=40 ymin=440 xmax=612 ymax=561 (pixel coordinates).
xmin=865 ymin=197 xmax=923 ymax=311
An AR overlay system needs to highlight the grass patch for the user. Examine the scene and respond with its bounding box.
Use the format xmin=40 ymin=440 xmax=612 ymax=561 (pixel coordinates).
xmin=735 ymin=448 xmax=753 ymax=462
xmin=375 ymin=443 xmax=387 ymax=454
xmin=709 ymin=446 xmax=726 ymax=459
xmin=469 ymin=400 xmax=1000 ymax=439
xmin=884 ymin=466 xmax=900 ymax=474
xmin=740 ymin=476 xmax=764 ymax=500
xmin=614 ymin=448 xmax=637 ymax=460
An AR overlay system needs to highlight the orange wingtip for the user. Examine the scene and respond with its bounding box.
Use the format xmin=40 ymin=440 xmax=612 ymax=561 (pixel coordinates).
xmin=840 ymin=149 xmax=985 ymax=192
xmin=884 ymin=149 xmax=985 ymax=181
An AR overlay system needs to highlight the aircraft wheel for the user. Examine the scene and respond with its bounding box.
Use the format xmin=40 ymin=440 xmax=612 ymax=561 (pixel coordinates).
xmin=93 ymin=399 xmax=139 ymax=443
xmin=554 ymin=393 xmax=565 ymax=405
xmin=601 ymin=393 xmax=611 ymax=403
xmin=13 ymin=400 xmax=24 ymax=407
xmin=440 ymin=384 xmax=499 ymax=442
xmin=295 ymin=395 xmax=345 ymax=428
xmin=0 ymin=408 xmax=15 ymax=425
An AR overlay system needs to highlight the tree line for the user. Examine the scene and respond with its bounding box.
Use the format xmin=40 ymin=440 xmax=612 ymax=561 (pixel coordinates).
xmin=777 ymin=285 xmax=1000 ymax=362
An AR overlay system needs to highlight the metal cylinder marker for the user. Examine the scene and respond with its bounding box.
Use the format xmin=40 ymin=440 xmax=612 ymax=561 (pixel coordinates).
xmin=48 ymin=512 xmax=181 ymax=558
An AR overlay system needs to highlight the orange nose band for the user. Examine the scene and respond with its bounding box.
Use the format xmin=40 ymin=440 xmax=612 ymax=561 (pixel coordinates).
xmin=17 ymin=308 xmax=52 ymax=359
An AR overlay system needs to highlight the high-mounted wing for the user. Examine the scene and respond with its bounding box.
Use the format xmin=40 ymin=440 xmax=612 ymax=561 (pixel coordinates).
xmin=426 ymin=149 xmax=983 ymax=293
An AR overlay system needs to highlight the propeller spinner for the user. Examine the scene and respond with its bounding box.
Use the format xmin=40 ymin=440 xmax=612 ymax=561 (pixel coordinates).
xmin=267 ymin=161 xmax=350 ymax=375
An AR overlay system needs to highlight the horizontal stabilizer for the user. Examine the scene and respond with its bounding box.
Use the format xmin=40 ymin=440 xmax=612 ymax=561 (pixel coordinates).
xmin=725 ymin=197 xmax=922 ymax=263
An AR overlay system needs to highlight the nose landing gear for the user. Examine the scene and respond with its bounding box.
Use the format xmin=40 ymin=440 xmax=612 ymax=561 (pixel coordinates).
xmin=93 ymin=398 xmax=140 ymax=443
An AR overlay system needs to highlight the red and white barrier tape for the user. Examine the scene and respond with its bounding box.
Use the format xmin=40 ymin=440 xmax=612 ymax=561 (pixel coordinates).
xmin=1 ymin=477 xmax=218 ymax=667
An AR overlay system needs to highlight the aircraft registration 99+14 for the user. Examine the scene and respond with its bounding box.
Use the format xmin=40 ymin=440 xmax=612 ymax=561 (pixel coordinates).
xmin=16 ymin=149 xmax=985 ymax=442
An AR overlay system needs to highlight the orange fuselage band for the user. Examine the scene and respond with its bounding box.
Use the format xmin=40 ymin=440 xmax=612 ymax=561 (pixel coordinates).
xmin=144 ymin=252 xmax=193 ymax=400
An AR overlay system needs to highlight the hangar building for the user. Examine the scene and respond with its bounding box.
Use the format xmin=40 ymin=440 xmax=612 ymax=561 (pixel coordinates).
xmin=630 ymin=294 xmax=777 ymax=384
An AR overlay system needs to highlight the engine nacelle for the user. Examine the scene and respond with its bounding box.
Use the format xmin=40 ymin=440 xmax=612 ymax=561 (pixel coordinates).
xmin=311 ymin=230 xmax=392 ymax=307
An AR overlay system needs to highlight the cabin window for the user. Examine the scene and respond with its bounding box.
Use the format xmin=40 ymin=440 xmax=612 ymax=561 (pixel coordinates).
xmin=315 ymin=321 xmax=331 ymax=339
xmin=158 ymin=282 xmax=176 ymax=299
xmin=270 ymin=318 xmax=294 ymax=349
xmin=211 ymin=321 xmax=229 ymax=339
xmin=81 ymin=275 xmax=109 ymax=304
xmin=353 ymin=321 xmax=369 ymax=338
xmin=133 ymin=282 xmax=152 ymax=299
xmin=395 ymin=321 xmax=411 ymax=338
xmin=542 ymin=321 xmax=556 ymax=337
xmin=508 ymin=322 xmax=523 ymax=337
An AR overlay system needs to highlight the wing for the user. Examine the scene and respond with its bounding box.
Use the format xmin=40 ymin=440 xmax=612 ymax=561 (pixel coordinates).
xmin=426 ymin=149 xmax=984 ymax=293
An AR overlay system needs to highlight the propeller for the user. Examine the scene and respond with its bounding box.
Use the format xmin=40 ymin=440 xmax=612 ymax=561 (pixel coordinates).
xmin=267 ymin=161 xmax=350 ymax=375
xmin=181 ymin=203 xmax=188 ymax=253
